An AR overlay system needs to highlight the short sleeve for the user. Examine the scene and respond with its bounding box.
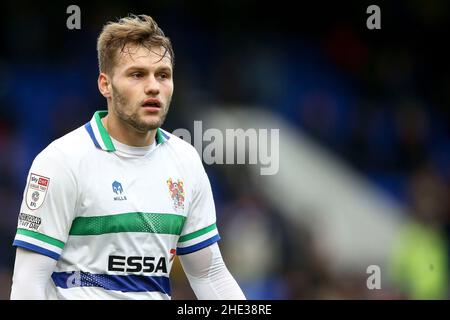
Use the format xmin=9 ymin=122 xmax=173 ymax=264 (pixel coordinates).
xmin=176 ymin=156 xmax=220 ymax=255
xmin=12 ymin=147 xmax=77 ymax=261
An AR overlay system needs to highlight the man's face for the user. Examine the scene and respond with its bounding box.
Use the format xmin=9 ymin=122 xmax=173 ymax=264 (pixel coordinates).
xmin=108 ymin=45 xmax=174 ymax=132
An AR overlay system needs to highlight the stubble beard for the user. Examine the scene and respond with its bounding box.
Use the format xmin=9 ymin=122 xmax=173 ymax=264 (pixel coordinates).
xmin=111 ymin=84 xmax=170 ymax=133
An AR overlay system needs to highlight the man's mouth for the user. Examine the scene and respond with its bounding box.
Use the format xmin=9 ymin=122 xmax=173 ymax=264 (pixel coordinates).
xmin=142 ymin=98 xmax=161 ymax=111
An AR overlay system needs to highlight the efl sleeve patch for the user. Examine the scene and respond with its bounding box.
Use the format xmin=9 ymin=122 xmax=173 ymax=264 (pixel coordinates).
xmin=25 ymin=173 xmax=50 ymax=210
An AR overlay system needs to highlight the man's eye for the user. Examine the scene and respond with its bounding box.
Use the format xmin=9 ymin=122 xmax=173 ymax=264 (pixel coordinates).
xmin=158 ymin=73 xmax=170 ymax=80
xmin=130 ymin=73 xmax=143 ymax=78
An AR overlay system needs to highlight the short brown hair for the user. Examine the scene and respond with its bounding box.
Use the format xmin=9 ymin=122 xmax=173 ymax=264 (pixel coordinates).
xmin=97 ymin=14 xmax=174 ymax=75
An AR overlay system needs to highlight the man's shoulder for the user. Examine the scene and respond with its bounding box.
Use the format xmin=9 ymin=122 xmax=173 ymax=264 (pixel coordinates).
xmin=35 ymin=124 xmax=93 ymax=164
xmin=160 ymin=128 xmax=201 ymax=162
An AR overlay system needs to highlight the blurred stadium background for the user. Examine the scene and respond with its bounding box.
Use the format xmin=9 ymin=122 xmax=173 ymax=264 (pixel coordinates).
xmin=0 ymin=0 xmax=449 ymax=299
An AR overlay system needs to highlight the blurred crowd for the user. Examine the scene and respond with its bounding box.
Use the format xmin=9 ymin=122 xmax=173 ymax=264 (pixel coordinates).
xmin=0 ymin=1 xmax=449 ymax=299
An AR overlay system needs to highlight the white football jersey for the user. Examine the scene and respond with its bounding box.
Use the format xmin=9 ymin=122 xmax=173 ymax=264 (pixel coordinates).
xmin=13 ymin=110 xmax=220 ymax=299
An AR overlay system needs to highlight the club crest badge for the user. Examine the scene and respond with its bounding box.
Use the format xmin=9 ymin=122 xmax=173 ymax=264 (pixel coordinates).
xmin=26 ymin=173 xmax=50 ymax=210
xmin=167 ymin=178 xmax=185 ymax=212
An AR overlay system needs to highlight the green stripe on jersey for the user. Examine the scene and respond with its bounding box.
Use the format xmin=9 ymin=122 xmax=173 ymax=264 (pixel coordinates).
xmin=156 ymin=128 xmax=164 ymax=145
xmin=16 ymin=228 xmax=65 ymax=248
xmin=69 ymin=212 xmax=186 ymax=236
xmin=94 ymin=111 xmax=116 ymax=152
xmin=178 ymin=223 xmax=217 ymax=242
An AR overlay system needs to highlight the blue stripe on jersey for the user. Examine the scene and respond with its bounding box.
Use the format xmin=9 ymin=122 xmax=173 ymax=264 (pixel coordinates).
xmin=176 ymin=234 xmax=221 ymax=255
xmin=84 ymin=122 xmax=101 ymax=149
xmin=51 ymin=271 xmax=171 ymax=295
xmin=160 ymin=130 xmax=170 ymax=141
xmin=13 ymin=240 xmax=60 ymax=261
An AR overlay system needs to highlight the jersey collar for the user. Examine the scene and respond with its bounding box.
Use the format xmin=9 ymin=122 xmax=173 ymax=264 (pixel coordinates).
xmin=84 ymin=110 xmax=170 ymax=152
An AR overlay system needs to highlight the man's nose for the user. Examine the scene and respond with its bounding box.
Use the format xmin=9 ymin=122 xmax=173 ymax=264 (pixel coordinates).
xmin=144 ymin=75 xmax=160 ymax=95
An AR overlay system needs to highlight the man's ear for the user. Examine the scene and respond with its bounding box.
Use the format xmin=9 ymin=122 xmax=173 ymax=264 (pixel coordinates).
xmin=98 ymin=73 xmax=111 ymax=98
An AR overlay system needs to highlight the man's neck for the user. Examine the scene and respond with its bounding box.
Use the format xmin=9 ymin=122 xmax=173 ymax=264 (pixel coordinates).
xmin=101 ymin=113 xmax=156 ymax=147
